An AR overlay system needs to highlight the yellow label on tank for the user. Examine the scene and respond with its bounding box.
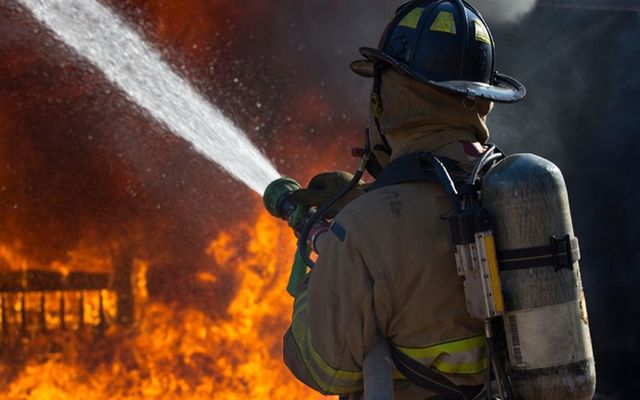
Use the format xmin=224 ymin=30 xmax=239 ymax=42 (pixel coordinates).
xmin=430 ymin=11 xmax=457 ymax=34
xmin=484 ymin=234 xmax=504 ymax=314
xmin=474 ymin=20 xmax=491 ymax=44
xmin=399 ymin=7 xmax=425 ymax=29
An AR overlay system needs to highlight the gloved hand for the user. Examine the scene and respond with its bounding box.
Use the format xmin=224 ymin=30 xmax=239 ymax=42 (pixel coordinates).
xmin=303 ymin=214 xmax=331 ymax=253
xmin=289 ymin=171 xmax=366 ymax=219
xmin=285 ymin=210 xmax=330 ymax=296
xmin=288 ymin=208 xmax=328 ymax=244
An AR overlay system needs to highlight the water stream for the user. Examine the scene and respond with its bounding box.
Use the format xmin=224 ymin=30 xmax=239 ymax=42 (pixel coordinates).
xmin=16 ymin=0 xmax=280 ymax=195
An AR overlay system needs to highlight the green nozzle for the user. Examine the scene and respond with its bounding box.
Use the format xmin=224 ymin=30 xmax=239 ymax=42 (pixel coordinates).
xmin=263 ymin=177 xmax=302 ymax=219
xmin=264 ymin=177 xmax=309 ymax=297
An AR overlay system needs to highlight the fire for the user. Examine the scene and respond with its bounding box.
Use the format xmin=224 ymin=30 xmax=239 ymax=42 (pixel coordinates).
xmin=0 ymin=0 xmax=362 ymax=397
xmin=0 ymin=244 xmax=31 ymax=271
xmin=1 ymin=209 xmax=322 ymax=399
xmin=0 ymin=241 xmax=114 ymax=274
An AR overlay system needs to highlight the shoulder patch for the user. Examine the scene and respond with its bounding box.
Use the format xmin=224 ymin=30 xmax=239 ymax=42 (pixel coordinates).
xmin=330 ymin=221 xmax=346 ymax=242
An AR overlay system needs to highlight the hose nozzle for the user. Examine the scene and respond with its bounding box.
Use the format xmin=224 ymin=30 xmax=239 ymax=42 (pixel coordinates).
xmin=263 ymin=177 xmax=309 ymax=297
xmin=263 ymin=177 xmax=302 ymax=220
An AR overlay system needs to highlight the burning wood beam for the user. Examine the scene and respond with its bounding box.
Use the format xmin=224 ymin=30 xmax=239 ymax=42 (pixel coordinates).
xmin=0 ymin=270 xmax=110 ymax=292
xmin=39 ymin=293 xmax=46 ymax=333
xmin=114 ymin=248 xmax=134 ymax=326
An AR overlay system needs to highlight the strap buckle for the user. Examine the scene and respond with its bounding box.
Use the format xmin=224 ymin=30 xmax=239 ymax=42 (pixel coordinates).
xmin=550 ymin=234 xmax=576 ymax=272
xmin=370 ymin=93 xmax=383 ymax=118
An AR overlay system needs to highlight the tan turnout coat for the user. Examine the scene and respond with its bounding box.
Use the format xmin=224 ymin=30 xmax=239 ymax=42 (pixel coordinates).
xmin=284 ymin=71 xmax=494 ymax=399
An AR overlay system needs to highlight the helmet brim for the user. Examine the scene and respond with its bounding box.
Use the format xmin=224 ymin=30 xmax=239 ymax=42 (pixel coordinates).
xmin=355 ymin=47 xmax=526 ymax=103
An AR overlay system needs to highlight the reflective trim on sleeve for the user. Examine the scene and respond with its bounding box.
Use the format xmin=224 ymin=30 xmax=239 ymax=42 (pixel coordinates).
xmin=293 ymin=291 xmax=308 ymax=318
xmin=396 ymin=334 xmax=488 ymax=375
xmin=291 ymin=298 xmax=363 ymax=394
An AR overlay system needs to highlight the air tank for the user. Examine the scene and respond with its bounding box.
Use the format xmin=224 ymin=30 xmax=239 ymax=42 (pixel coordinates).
xmin=482 ymin=154 xmax=596 ymax=399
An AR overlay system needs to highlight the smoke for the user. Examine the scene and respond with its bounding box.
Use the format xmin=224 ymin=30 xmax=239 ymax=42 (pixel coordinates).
xmin=469 ymin=0 xmax=538 ymax=23
xmin=0 ymin=0 xmax=369 ymax=311
xmin=0 ymin=0 xmax=256 ymax=311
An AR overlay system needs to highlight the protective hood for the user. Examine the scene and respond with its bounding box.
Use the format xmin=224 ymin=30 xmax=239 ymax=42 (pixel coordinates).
xmin=370 ymin=69 xmax=493 ymax=166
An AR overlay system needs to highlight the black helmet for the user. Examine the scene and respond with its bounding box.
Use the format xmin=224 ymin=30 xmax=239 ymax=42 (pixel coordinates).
xmin=351 ymin=0 xmax=526 ymax=103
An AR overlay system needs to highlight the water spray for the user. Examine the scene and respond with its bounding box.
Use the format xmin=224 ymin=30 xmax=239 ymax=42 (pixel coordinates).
xmin=16 ymin=0 xmax=279 ymax=195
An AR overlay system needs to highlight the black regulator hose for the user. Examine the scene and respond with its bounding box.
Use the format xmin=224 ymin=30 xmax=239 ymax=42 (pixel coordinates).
xmin=297 ymin=152 xmax=370 ymax=269
xmin=461 ymin=145 xmax=505 ymax=212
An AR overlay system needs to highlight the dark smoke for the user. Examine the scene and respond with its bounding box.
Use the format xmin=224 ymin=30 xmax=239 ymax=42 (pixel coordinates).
xmin=0 ymin=1 xmax=253 ymax=312
xmin=0 ymin=0 xmax=638 ymax=397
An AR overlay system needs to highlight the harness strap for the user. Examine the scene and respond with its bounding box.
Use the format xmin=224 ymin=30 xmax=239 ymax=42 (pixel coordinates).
xmin=367 ymin=152 xmax=467 ymax=191
xmin=389 ymin=343 xmax=467 ymax=400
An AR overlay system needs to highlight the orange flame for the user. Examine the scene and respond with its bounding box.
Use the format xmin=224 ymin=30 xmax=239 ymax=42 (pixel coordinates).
xmin=1 ymin=210 xmax=323 ymax=399
xmin=0 ymin=1 xmax=359 ymax=397
xmin=0 ymin=241 xmax=113 ymax=274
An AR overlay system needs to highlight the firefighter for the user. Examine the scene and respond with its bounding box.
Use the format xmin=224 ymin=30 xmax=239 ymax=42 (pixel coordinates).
xmin=283 ymin=1 xmax=525 ymax=399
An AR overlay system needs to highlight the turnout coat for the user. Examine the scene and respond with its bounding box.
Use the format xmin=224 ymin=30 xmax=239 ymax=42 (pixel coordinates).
xmin=284 ymin=70 xmax=495 ymax=399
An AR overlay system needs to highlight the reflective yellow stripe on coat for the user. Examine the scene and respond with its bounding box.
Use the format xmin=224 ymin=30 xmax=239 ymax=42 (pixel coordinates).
xmin=291 ymin=290 xmax=363 ymax=394
xmin=291 ymin=288 xmax=487 ymax=394
xmin=395 ymin=334 xmax=488 ymax=375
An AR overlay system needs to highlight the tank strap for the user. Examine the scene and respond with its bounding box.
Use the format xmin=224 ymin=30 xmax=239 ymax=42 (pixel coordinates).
xmin=497 ymin=235 xmax=580 ymax=272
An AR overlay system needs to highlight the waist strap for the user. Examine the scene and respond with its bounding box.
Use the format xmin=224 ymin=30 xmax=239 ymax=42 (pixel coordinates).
xmin=389 ymin=344 xmax=484 ymax=400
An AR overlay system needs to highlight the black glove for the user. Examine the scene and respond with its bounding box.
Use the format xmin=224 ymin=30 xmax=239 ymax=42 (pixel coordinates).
xmin=289 ymin=171 xmax=366 ymax=219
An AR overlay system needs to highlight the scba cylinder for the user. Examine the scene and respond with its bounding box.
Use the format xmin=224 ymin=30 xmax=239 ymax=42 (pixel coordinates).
xmin=482 ymin=154 xmax=596 ymax=400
